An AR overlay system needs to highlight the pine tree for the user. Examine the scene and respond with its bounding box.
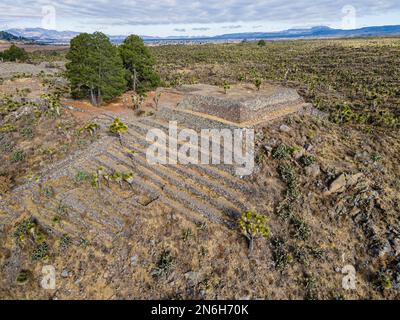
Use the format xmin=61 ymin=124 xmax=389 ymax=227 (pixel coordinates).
xmin=66 ymin=32 xmax=127 ymax=106
xmin=119 ymin=35 xmax=160 ymax=93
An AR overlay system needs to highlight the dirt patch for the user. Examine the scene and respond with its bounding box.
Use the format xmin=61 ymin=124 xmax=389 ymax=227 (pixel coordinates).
xmin=0 ymin=62 xmax=63 ymax=79
xmin=0 ymin=78 xmax=45 ymax=99
xmin=0 ymin=43 xmax=68 ymax=53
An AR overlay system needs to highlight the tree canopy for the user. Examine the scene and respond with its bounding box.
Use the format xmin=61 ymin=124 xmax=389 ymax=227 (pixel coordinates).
xmin=257 ymin=40 xmax=267 ymax=47
xmin=119 ymin=35 xmax=161 ymax=93
xmin=0 ymin=45 xmax=28 ymax=62
xmin=66 ymin=32 xmax=127 ymax=106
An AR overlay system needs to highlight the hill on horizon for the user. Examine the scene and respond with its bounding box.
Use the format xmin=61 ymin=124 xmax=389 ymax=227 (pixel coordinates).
xmin=0 ymin=31 xmax=29 ymax=42
xmin=3 ymin=25 xmax=400 ymax=44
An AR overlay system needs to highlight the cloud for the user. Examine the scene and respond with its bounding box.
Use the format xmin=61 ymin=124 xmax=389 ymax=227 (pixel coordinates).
xmin=0 ymin=0 xmax=399 ymax=29
xmin=173 ymin=28 xmax=186 ymax=32
xmin=192 ymin=27 xmax=211 ymax=31
xmin=222 ymin=25 xmax=242 ymax=29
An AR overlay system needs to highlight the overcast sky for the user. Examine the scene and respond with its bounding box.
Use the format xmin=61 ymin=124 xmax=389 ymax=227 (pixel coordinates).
xmin=0 ymin=0 xmax=399 ymax=36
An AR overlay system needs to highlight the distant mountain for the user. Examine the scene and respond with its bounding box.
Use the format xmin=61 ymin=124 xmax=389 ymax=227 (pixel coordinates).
xmin=6 ymin=28 xmax=80 ymax=43
xmin=0 ymin=31 xmax=28 ymax=42
xmin=211 ymin=25 xmax=400 ymax=40
xmin=5 ymin=25 xmax=400 ymax=44
xmin=5 ymin=28 xmax=158 ymax=44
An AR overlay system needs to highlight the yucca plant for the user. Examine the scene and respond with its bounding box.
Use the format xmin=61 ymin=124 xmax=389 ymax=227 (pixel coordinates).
xmin=123 ymin=172 xmax=135 ymax=189
xmin=223 ymin=81 xmax=231 ymax=94
xmin=109 ymin=118 xmax=128 ymax=145
xmin=153 ymin=92 xmax=161 ymax=110
xmin=112 ymin=172 xmax=123 ymax=188
xmin=97 ymin=166 xmax=111 ymax=187
xmin=238 ymin=211 xmax=270 ymax=253
xmin=80 ymin=122 xmax=99 ymax=136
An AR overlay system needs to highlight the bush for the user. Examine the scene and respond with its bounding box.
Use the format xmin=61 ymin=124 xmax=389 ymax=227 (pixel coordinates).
xmin=0 ymin=45 xmax=28 ymax=62
xmin=278 ymin=163 xmax=299 ymax=200
xmin=272 ymin=144 xmax=295 ymax=160
xmin=11 ymin=149 xmax=25 ymax=163
xmin=257 ymin=40 xmax=267 ymax=47
xmin=153 ymin=250 xmax=176 ymax=278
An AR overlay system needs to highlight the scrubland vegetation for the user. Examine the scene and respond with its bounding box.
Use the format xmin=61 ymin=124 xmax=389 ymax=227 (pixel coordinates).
xmin=150 ymin=38 xmax=400 ymax=128
xmin=1 ymin=37 xmax=400 ymax=300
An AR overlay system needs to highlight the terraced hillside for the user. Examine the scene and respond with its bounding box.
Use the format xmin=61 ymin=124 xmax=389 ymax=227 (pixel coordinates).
xmin=1 ymin=37 xmax=399 ymax=300
xmin=0 ymin=94 xmax=267 ymax=299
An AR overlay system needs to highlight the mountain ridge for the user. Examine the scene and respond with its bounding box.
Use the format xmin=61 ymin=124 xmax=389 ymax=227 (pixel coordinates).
xmin=0 ymin=31 xmax=29 ymax=42
xmin=4 ymin=25 xmax=400 ymax=44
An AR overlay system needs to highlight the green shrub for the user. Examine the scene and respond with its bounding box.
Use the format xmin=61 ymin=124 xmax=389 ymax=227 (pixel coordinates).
xmin=20 ymin=127 xmax=34 ymax=139
xmin=16 ymin=270 xmax=31 ymax=285
xmin=300 ymin=155 xmax=316 ymax=167
xmin=11 ymin=149 xmax=25 ymax=163
xmin=271 ymin=238 xmax=293 ymax=270
xmin=153 ymin=250 xmax=176 ymax=278
xmin=278 ymin=163 xmax=299 ymax=200
xmin=291 ymin=215 xmax=311 ymax=241
xmin=257 ymin=40 xmax=267 ymax=47
xmin=272 ymin=144 xmax=294 ymax=160
xmin=74 ymin=170 xmax=92 ymax=183
xmin=0 ymin=44 xmax=28 ymax=62
xmin=31 ymin=243 xmax=49 ymax=262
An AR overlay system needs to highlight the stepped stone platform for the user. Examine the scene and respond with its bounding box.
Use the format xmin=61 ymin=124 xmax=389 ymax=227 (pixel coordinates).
xmin=157 ymin=83 xmax=312 ymax=129
xmin=0 ymin=83 xmax=315 ymax=248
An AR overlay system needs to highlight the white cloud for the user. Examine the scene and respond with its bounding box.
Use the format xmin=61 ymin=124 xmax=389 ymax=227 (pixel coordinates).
xmin=0 ymin=0 xmax=399 ymax=36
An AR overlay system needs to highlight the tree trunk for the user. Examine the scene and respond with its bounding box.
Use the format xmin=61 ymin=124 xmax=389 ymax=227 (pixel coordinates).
xmin=90 ymin=89 xmax=97 ymax=106
xmin=133 ymin=68 xmax=138 ymax=92
xmin=97 ymin=88 xmax=102 ymax=106
xmin=247 ymin=236 xmax=254 ymax=254
xmin=118 ymin=133 xmax=124 ymax=146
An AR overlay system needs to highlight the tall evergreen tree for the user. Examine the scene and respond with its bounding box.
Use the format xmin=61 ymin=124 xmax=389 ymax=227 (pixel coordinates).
xmin=119 ymin=35 xmax=160 ymax=93
xmin=66 ymin=32 xmax=127 ymax=106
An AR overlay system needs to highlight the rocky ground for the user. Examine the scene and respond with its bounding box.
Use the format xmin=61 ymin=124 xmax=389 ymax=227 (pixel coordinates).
xmin=0 ymin=48 xmax=399 ymax=300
